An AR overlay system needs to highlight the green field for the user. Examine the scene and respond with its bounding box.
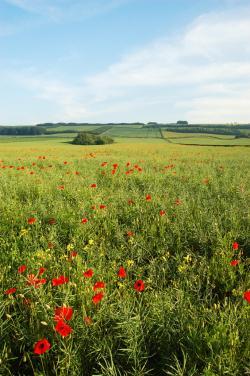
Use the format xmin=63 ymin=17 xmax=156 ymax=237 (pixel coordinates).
xmin=0 ymin=136 xmax=249 ymax=376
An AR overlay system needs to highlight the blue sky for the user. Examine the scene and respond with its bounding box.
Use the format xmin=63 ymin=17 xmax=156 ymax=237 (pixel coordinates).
xmin=0 ymin=0 xmax=250 ymax=124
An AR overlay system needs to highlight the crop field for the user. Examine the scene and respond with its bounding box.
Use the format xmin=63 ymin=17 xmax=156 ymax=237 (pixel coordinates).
xmin=0 ymin=137 xmax=250 ymax=376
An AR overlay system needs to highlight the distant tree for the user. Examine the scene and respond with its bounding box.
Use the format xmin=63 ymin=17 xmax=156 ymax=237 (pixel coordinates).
xmin=177 ymin=120 xmax=188 ymax=125
xmin=72 ymin=132 xmax=114 ymax=145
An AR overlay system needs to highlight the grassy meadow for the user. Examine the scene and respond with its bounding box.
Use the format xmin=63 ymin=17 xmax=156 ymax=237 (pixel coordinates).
xmin=0 ymin=136 xmax=250 ymax=375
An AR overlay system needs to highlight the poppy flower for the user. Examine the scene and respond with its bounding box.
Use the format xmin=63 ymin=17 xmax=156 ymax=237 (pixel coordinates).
xmin=84 ymin=316 xmax=92 ymax=325
xmin=38 ymin=267 xmax=46 ymax=275
xmin=127 ymin=231 xmax=134 ymax=237
xmin=81 ymin=218 xmax=88 ymax=224
xmin=93 ymin=281 xmax=105 ymax=290
xmin=101 ymin=162 xmax=108 ymax=167
xmin=27 ymin=274 xmax=47 ymax=288
xmin=55 ymin=319 xmax=73 ymax=337
xmin=52 ymin=275 xmax=69 ymax=286
xmin=92 ymin=292 xmax=104 ymax=304
xmin=113 ymin=163 xmax=118 ymax=169
xmin=126 ymin=162 xmax=131 ymax=167
xmin=146 ymin=194 xmax=151 ymax=201
xmin=243 ymin=291 xmax=250 ymax=303
xmin=18 ymin=265 xmax=27 ymax=274
xmin=159 ymin=210 xmax=166 ymax=216
xmin=230 ymin=260 xmax=239 ymax=266
xmin=57 ymin=185 xmax=65 ymax=190
xmin=4 ymin=287 xmax=17 ymax=295
xmin=28 ymin=217 xmax=36 ymax=225
xmin=99 ymin=204 xmax=106 ymax=209
xmin=111 ymin=169 xmax=116 ymax=175
xmin=83 ymin=269 xmax=94 ymax=278
xmin=118 ymin=266 xmax=127 ymax=278
xmin=134 ymin=279 xmax=145 ymax=292
xmin=232 ymin=242 xmax=239 ymax=250
xmin=174 ymin=199 xmax=182 ymax=206
xmin=90 ymin=183 xmax=97 ymax=188
xmin=54 ymin=307 xmax=73 ymax=321
xmin=33 ymin=339 xmax=51 ymax=355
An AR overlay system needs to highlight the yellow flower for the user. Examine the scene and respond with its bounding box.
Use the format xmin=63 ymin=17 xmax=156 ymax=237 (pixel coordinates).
xmin=183 ymin=254 xmax=192 ymax=263
xmin=88 ymin=239 xmax=94 ymax=245
xmin=67 ymin=243 xmax=74 ymax=251
xmin=178 ymin=264 xmax=187 ymax=273
xmin=126 ymin=259 xmax=134 ymax=267
xmin=117 ymin=282 xmax=124 ymax=288
xmin=20 ymin=229 xmax=29 ymax=237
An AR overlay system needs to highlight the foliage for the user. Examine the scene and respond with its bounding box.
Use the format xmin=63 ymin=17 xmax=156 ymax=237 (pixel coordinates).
xmin=72 ymin=132 xmax=114 ymax=145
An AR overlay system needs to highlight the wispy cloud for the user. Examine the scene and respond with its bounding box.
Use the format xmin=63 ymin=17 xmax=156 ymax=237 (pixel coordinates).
xmin=4 ymin=0 xmax=133 ymax=20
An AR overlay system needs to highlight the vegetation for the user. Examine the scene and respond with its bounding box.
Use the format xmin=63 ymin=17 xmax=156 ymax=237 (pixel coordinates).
xmin=72 ymin=132 xmax=114 ymax=145
xmin=0 ymin=137 xmax=249 ymax=375
xmin=0 ymin=126 xmax=45 ymax=136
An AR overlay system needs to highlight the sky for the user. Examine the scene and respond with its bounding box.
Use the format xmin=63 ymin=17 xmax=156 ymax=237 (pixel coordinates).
xmin=0 ymin=0 xmax=250 ymax=124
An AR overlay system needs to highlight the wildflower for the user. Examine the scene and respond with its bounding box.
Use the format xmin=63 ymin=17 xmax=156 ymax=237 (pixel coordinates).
xmin=57 ymin=185 xmax=65 ymax=190
xmin=20 ymin=229 xmax=28 ymax=237
xmin=33 ymin=339 xmax=51 ymax=355
xmin=127 ymin=231 xmax=134 ymax=237
xmin=38 ymin=267 xmax=46 ymax=275
xmin=230 ymin=260 xmax=240 ymax=266
xmin=146 ymin=194 xmax=151 ymax=201
xmin=232 ymin=242 xmax=239 ymax=250
xmin=99 ymin=204 xmax=106 ymax=209
xmin=113 ymin=163 xmax=118 ymax=169
xmin=55 ymin=319 xmax=73 ymax=337
xmin=126 ymin=259 xmax=134 ymax=267
xmin=84 ymin=316 xmax=92 ymax=325
xmin=243 ymin=291 xmax=250 ymax=303
xmin=92 ymin=292 xmax=104 ymax=304
xmin=52 ymin=275 xmax=69 ymax=286
xmin=54 ymin=307 xmax=73 ymax=321
xmin=88 ymin=239 xmax=94 ymax=245
xmin=101 ymin=162 xmax=107 ymax=167
xmin=90 ymin=183 xmax=97 ymax=188
xmin=174 ymin=198 xmax=182 ymax=206
xmin=4 ymin=287 xmax=17 ymax=295
xmin=81 ymin=218 xmax=88 ymax=224
xmin=67 ymin=243 xmax=74 ymax=251
xmin=18 ymin=265 xmax=27 ymax=274
xmin=83 ymin=269 xmax=94 ymax=278
xmin=118 ymin=266 xmax=127 ymax=278
xmin=27 ymin=274 xmax=47 ymax=287
xmin=134 ymin=279 xmax=145 ymax=292
xmin=93 ymin=281 xmax=105 ymax=290
xmin=27 ymin=217 xmax=36 ymax=225
xmin=159 ymin=210 xmax=166 ymax=216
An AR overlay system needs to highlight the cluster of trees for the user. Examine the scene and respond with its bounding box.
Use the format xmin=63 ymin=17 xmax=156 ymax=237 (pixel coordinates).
xmin=0 ymin=126 xmax=45 ymax=135
xmin=72 ymin=132 xmax=114 ymax=145
xmin=37 ymin=122 xmax=144 ymax=127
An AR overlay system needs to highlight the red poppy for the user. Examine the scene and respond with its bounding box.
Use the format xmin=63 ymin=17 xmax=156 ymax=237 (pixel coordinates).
xmin=52 ymin=275 xmax=69 ymax=286
xmin=90 ymin=183 xmax=97 ymax=188
xmin=113 ymin=163 xmax=118 ymax=169
xmin=146 ymin=194 xmax=151 ymax=201
xmin=27 ymin=274 xmax=47 ymax=288
xmin=174 ymin=199 xmax=182 ymax=206
xmin=38 ymin=267 xmax=46 ymax=275
xmin=127 ymin=231 xmax=134 ymax=237
xmin=128 ymin=199 xmax=135 ymax=205
xmin=57 ymin=185 xmax=65 ymax=190
xmin=99 ymin=204 xmax=106 ymax=209
xmin=55 ymin=319 xmax=73 ymax=337
xmin=232 ymin=242 xmax=239 ymax=250
xmin=83 ymin=269 xmax=94 ymax=278
xmin=28 ymin=217 xmax=36 ymax=225
xmin=230 ymin=260 xmax=239 ymax=266
xmin=4 ymin=287 xmax=17 ymax=295
xmin=93 ymin=281 xmax=105 ymax=291
xmin=134 ymin=279 xmax=145 ymax=292
xmin=63 ymin=161 xmax=68 ymax=165
xmin=101 ymin=162 xmax=108 ymax=167
xmin=81 ymin=218 xmax=88 ymax=224
xmin=84 ymin=316 xmax=92 ymax=325
xmin=126 ymin=162 xmax=131 ymax=167
xmin=92 ymin=292 xmax=104 ymax=304
xmin=243 ymin=291 xmax=250 ymax=303
xmin=54 ymin=307 xmax=73 ymax=321
xmin=159 ymin=210 xmax=166 ymax=216
xmin=111 ymin=169 xmax=116 ymax=175
xmin=33 ymin=339 xmax=51 ymax=355
xmin=118 ymin=266 xmax=126 ymax=278
xmin=18 ymin=265 xmax=27 ymax=274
